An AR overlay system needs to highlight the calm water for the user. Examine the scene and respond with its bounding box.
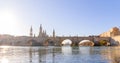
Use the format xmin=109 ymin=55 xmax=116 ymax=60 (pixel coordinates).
xmin=0 ymin=46 xmax=120 ymax=63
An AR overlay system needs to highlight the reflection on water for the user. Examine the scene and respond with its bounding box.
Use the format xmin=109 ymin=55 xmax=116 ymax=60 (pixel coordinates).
xmin=79 ymin=46 xmax=91 ymax=55
xmin=62 ymin=46 xmax=72 ymax=55
xmin=0 ymin=46 xmax=120 ymax=63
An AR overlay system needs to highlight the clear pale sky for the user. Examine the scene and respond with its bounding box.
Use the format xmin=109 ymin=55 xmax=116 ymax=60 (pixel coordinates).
xmin=0 ymin=0 xmax=120 ymax=36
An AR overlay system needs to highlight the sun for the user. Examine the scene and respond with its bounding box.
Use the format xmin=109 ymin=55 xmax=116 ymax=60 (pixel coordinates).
xmin=0 ymin=10 xmax=20 ymax=35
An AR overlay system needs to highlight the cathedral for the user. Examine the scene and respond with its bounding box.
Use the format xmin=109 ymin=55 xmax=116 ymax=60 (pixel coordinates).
xmin=29 ymin=24 xmax=55 ymax=38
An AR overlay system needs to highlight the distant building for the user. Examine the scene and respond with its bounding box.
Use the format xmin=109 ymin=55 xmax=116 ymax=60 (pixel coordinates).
xmin=99 ymin=27 xmax=120 ymax=45
xmin=38 ymin=24 xmax=48 ymax=38
xmin=100 ymin=27 xmax=120 ymax=37
xmin=53 ymin=29 xmax=56 ymax=39
xmin=30 ymin=26 xmax=33 ymax=37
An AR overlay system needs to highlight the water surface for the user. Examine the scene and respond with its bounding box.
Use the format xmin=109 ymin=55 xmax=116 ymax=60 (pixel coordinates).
xmin=0 ymin=46 xmax=120 ymax=63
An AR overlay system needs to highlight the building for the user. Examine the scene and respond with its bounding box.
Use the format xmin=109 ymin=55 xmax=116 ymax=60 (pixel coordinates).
xmin=100 ymin=27 xmax=120 ymax=37
xmin=100 ymin=27 xmax=120 ymax=45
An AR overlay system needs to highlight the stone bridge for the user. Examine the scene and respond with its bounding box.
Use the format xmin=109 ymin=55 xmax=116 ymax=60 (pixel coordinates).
xmin=13 ymin=36 xmax=115 ymax=46
xmin=43 ymin=36 xmax=110 ymax=46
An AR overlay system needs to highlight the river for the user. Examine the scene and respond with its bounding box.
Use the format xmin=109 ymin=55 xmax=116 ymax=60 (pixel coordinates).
xmin=0 ymin=46 xmax=120 ymax=63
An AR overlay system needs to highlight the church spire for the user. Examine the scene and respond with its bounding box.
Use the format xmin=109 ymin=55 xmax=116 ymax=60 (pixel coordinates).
xmin=44 ymin=30 xmax=47 ymax=36
xmin=38 ymin=24 xmax=43 ymax=37
xmin=30 ymin=26 xmax=33 ymax=37
xmin=53 ymin=29 xmax=55 ymax=38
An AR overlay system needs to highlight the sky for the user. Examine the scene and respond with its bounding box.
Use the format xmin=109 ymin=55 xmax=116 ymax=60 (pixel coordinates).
xmin=0 ymin=0 xmax=120 ymax=36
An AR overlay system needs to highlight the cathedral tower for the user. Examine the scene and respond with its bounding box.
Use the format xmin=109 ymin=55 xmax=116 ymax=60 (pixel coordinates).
xmin=30 ymin=26 xmax=33 ymax=37
xmin=53 ymin=29 xmax=56 ymax=39
xmin=38 ymin=24 xmax=43 ymax=37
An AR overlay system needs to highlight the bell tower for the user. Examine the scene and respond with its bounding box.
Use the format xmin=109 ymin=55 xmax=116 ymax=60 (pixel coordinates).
xmin=38 ymin=24 xmax=43 ymax=37
xmin=53 ymin=29 xmax=56 ymax=39
xmin=30 ymin=26 xmax=33 ymax=37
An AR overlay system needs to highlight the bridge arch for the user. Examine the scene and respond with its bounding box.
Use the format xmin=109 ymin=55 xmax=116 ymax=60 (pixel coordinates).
xmin=44 ymin=39 xmax=55 ymax=46
xmin=79 ymin=40 xmax=94 ymax=46
xmin=61 ymin=39 xmax=72 ymax=46
xmin=27 ymin=39 xmax=41 ymax=46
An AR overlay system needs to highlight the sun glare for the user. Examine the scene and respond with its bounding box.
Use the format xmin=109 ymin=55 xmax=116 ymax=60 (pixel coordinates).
xmin=1 ymin=58 xmax=9 ymax=63
xmin=0 ymin=10 xmax=20 ymax=35
xmin=1 ymin=46 xmax=10 ymax=48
